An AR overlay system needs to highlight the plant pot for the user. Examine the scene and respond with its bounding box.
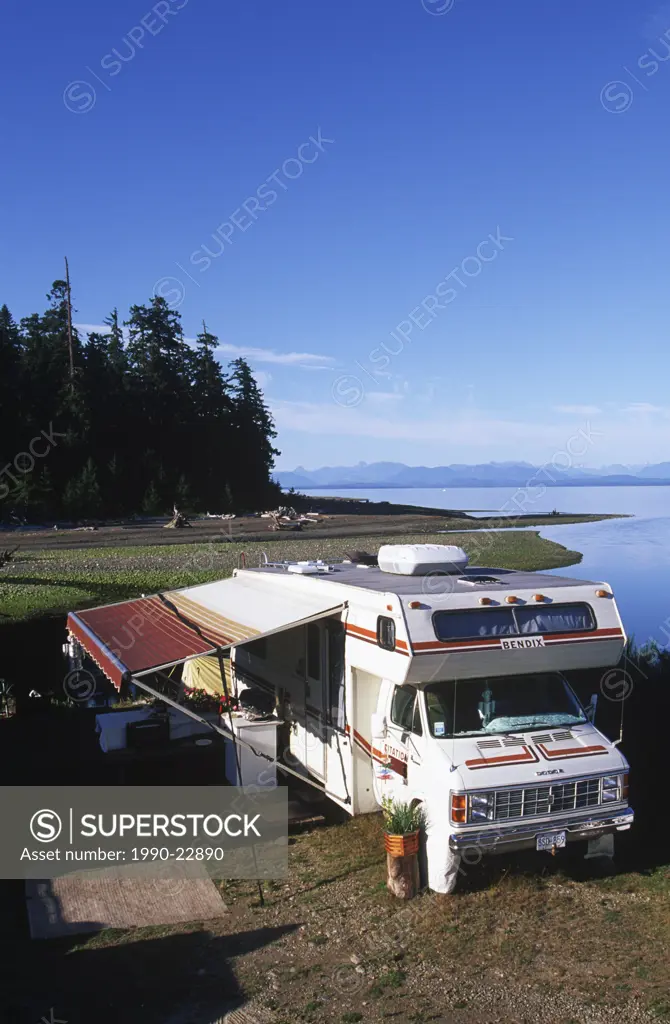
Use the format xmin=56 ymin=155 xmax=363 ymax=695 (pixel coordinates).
xmin=384 ymin=830 xmax=420 ymax=858
xmin=384 ymin=830 xmax=420 ymax=899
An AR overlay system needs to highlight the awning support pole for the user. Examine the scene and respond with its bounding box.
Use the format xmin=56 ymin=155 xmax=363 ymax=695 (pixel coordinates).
xmin=128 ymin=676 xmax=330 ymax=795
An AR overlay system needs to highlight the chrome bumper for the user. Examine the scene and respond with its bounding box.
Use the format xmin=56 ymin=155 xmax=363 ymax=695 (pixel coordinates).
xmin=449 ymin=806 xmax=634 ymax=854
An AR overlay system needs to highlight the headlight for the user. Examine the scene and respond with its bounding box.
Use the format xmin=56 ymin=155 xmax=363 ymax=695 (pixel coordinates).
xmin=601 ymin=775 xmax=621 ymax=801
xmin=469 ymin=793 xmax=494 ymax=821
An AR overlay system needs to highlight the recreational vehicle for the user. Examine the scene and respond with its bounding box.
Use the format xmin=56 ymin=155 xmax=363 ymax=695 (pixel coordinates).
xmin=66 ymin=544 xmax=633 ymax=893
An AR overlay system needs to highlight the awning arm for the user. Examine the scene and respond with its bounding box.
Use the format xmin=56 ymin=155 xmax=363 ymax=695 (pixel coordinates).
xmin=129 ymin=675 xmax=331 ymax=795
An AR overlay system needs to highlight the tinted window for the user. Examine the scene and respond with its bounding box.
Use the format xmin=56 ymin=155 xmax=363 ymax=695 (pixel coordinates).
xmin=391 ymin=684 xmax=416 ymax=731
xmin=515 ymin=604 xmax=595 ymax=634
xmin=433 ymin=603 xmax=595 ymax=641
xmin=433 ymin=608 xmax=516 ymax=641
xmin=377 ymin=616 xmax=396 ymax=651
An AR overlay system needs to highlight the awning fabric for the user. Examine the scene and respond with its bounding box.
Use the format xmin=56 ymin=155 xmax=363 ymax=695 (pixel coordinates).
xmin=67 ymin=575 xmax=344 ymax=690
xmin=182 ymin=655 xmax=232 ymax=697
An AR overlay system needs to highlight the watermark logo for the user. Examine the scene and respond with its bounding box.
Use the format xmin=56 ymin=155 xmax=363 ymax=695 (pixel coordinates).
xmin=600 ymin=81 xmax=634 ymax=114
xmin=152 ymin=275 xmax=186 ymax=308
xmin=599 ymin=23 xmax=670 ymax=114
xmin=421 ymin=0 xmax=456 ymax=14
xmin=599 ymin=667 xmax=634 ymax=702
xmin=332 ymin=963 xmax=366 ymax=995
xmin=63 ymin=668 xmax=96 ymax=703
xmin=63 ymin=0 xmax=190 ymax=115
xmin=63 ymin=81 xmax=96 ymax=114
xmin=30 ymin=810 xmax=62 ymax=843
xmin=331 ymin=374 xmax=365 ymax=409
xmin=152 ymin=129 xmax=334 ymax=308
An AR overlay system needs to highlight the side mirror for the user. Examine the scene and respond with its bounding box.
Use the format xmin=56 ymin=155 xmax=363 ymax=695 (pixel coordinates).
xmin=586 ymin=693 xmax=598 ymax=722
xmin=371 ymin=712 xmax=387 ymax=740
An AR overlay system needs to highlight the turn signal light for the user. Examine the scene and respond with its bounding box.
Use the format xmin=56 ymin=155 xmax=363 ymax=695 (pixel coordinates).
xmin=505 ymin=595 xmax=519 ymax=604
xmin=622 ymin=773 xmax=629 ymax=799
xmin=533 ymin=594 xmax=546 ymax=602
xmin=479 ymin=597 xmax=492 ymax=606
xmin=409 ymin=601 xmax=422 ymax=609
xmin=595 ymin=589 xmax=611 ymax=598
xmin=451 ymin=793 xmax=467 ymax=824
xmin=386 ymin=604 xmax=393 ymax=611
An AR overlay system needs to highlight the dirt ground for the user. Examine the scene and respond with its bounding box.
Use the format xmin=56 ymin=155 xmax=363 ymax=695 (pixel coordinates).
xmin=3 ymin=811 xmax=667 ymax=1024
xmin=0 ymin=508 xmax=617 ymax=553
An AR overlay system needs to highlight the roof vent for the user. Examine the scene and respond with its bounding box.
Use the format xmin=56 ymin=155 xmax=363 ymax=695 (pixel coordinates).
xmin=377 ymin=544 xmax=469 ymax=577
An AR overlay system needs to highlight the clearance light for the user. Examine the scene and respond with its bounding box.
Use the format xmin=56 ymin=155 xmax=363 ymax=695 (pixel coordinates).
xmin=505 ymin=595 xmax=519 ymax=604
xmin=450 ymin=793 xmax=467 ymax=824
xmin=409 ymin=601 xmax=423 ymax=609
xmin=595 ymin=589 xmax=611 ymax=598
xmin=479 ymin=597 xmax=492 ymax=606
xmin=386 ymin=604 xmax=393 ymax=611
xmin=533 ymin=594 xmax=546 ymax=602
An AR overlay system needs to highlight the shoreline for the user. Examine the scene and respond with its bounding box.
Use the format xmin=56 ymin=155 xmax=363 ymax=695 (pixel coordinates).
xmin=0 ymin=499 xmax=626 ymax=554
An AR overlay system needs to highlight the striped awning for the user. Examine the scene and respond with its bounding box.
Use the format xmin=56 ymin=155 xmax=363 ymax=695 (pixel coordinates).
xmin=67 ymin=575 xmax=344 ymax=690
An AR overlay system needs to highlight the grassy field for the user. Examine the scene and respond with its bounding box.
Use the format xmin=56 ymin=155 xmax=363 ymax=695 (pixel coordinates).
xmin=0 ymin=528 xmax=584 ymax=623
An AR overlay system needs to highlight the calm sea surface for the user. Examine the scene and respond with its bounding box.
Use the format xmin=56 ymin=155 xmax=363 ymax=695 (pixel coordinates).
xmin=308 ymin=485 xmax=670 ymax=644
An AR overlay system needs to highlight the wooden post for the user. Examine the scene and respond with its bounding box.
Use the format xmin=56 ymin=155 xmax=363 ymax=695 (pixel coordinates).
xmin=386 ymin=850 xmax=419 ymax=899
xmin=384 ymin=831 xmax=420 ymax=899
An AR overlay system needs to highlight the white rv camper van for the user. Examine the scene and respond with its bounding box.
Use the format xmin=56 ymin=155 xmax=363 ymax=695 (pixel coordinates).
xmin=66 ymin=544 xmax=633 ymax=893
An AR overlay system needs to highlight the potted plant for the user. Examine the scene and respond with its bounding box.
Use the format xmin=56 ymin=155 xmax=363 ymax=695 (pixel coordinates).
xmin=382 ymin=797 xmax=425 ymax=899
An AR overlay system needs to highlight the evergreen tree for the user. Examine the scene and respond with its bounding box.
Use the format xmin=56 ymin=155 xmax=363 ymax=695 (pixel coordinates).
xmin=227 ymin=358 xmax=280 ymax=507
xmin=1 ymin=277 xmax=280 ymax=520
xmin=0 ymin=304 xmax=22 ymax=488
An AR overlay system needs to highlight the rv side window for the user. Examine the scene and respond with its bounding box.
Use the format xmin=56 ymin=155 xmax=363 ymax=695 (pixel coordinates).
xmin=433 ymin=603 xmax=596 ymax=642
xmin=307 ymin=622 xmax=321 ymax=680
xmin=433 ymin=608 xmax=516 ymax=641
xmin=514 ymin=603 xmax=595 ymax=634
xmin=391 ymin=684 xmax=417 ymax=732
xmin=377 ymin=616 xmax=396 ymax=651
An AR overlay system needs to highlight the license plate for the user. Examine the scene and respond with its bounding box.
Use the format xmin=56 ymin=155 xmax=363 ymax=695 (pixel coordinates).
xmin=536 ymin=830 xmax=566 ymax=851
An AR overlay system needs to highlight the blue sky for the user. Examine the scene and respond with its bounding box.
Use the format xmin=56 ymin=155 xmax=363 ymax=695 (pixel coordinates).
xmin=2 ymin=0 xmax=670 ymax=470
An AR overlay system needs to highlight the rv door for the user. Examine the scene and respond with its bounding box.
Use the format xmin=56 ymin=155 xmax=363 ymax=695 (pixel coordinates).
xmin=378 ymin=683 xmax=425 ymax=800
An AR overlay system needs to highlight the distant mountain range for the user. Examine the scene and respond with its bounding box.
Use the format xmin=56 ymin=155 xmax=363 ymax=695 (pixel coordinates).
xmin=275 ymin=461 xmax=670 ymax=490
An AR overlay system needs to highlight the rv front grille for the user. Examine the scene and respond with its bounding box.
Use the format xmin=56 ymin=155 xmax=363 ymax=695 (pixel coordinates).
xmin=468 ymin=776 xmax=612 ymax=823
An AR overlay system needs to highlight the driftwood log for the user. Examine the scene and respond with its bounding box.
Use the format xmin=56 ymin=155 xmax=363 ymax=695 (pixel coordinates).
xmin=0 ymin=547 xmax=18 ymax=569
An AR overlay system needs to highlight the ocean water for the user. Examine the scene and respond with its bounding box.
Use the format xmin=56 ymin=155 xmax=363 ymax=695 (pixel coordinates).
xmin=307 ymin=485 xmax=670 ymax=643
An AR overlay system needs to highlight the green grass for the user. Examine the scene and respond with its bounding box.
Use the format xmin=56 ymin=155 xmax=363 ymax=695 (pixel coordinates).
xmin=0 ymin=529 xmax=583 ymax=623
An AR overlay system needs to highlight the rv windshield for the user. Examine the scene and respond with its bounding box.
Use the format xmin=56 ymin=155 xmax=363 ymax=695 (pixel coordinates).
xmin=423 ymin=673 xmax=587 ymax=738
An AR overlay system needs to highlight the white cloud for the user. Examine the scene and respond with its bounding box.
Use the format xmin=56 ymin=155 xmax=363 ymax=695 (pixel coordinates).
xmin=74 ymin=323 xmax=333 ymax=369
xmin=214 ymin=344 xmax=334 ymax=367
xmin=365 ymin=391 xmax=405 ymax=403
xmin=622 ymin=403 xmax=668 ymax=415
xmin=253 ymin=370 xmax=273 ymax=390
xmin=554 ymin=405 xmax=602 ymax=416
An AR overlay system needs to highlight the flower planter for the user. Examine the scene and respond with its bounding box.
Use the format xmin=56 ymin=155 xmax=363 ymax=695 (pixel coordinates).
xmin=384 ymin=830 xmax=420 ymax=858
xmin=384 ymin=829 xmax=420 ymax=899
